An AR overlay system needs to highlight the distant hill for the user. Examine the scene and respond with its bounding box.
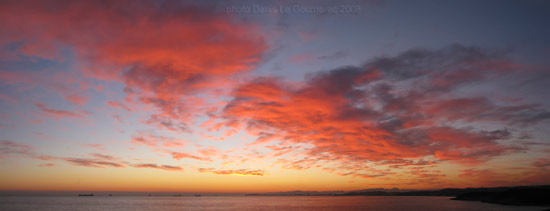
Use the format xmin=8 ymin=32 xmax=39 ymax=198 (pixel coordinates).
xmin=339 ymin=185 xmax=549 ymax=196
xmin=246 ymin=185 xmax=550 ymax=206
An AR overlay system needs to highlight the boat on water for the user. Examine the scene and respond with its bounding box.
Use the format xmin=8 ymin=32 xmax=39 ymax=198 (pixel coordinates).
xmin=195 ymin=194 xmax=201 ymax=197
xmin=78 ymin=194 xmax=94 ymax=196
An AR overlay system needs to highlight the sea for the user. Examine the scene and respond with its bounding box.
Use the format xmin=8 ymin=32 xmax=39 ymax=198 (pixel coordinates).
xmin=0 ymin=196 xmax=548 ymax=211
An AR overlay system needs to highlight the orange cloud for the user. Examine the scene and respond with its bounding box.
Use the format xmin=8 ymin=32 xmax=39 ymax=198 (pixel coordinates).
xmin=198 ymin=168 xmax=264 ymax=176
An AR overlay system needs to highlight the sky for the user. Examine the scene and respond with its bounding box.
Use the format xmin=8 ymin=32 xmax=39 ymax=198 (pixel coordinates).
xmin=1 ymin=0 xmax=550 ymax=193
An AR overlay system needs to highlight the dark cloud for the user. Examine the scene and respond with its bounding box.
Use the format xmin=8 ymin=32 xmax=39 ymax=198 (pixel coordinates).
xmin=368 ymin=44 xmax=512 ymax=80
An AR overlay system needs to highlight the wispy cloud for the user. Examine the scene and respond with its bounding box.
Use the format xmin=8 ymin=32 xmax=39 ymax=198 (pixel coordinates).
xmin=35 ymin=103 xmax=89 ymax=119
xmin=198 ymin=168 xmax=265 ymax=176
xmin=171 ymin=152 xmax=212 ymax=162
xmin=61 ymin=157 xmax=125 ymax=168
xmin=133 ymin=163 xmax=183 ymax=171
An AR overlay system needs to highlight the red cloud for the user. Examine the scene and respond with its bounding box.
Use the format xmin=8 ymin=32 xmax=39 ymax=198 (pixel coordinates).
xmin=198 ymin=168 xmax=264 ymax=176
xmin=220 ymin=46 xmax=543 ymax=178
xmin=224 ymin=77 xmax=419 ymax=162
xmin=1 ymin=0 xmax=266 ymax=132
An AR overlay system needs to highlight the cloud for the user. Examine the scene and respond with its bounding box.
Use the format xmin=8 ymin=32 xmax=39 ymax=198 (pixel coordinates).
xmin=37 ymin=163 xmax=55 ymax=167
xmin=35 ymin=103 xmax=89 ymax=119
xmin=220 ymin=45 xmax=547 ymax=178
xmin=0 ymin=0 xmax=266 ymax=132
xmin=378 ymin=159 xmax=438 ymax=169
xmin=533 ymin=157 xmax=550 ymax=168
xmin=90 ymin=153 xmax=118 ymax=161
xmin=2 ymin=1 xmax=548 ymax=188
xmin=424 ymin=98 xmax=550 ymax=126
xmin=132 ymin=163 xmax=182 ymax=171
xmin=1 ymin=140 xmax=186 ymax=172
xmin=61 ymin=157 xmax=125 ymax=168
xmin=64 ymin=94 xmax=89 ymax=106
xmin=107 ymin=101 xmax=132 ymax=111
xmin=366 ymin=45 xmax=517 ymax=84
xmin=82 ymin=144 xmax=105 ymax=151
xmin=131 ymin=133 xmax=186 ymax=148
xmin=198 ymin=168 xmax=264 ymax=176
xmin=0 ymin=140 xmax=54 ymax=161
xmin=171 ymin=152 xmax=212 ymax=162
xmin=407 ymin=168 xmax=446 ymax=179
xmin=0 ymin=140 xmax=33 ymax=158
xmin=199 ymin=147 xmax=224 ymax=157
xmin=455 ymin=168 xmax=519 ymax=187
xmin=0 ymin=141 xmax=183 ymax=172
xmin=144 ymin=114 xmax=190 ymax=132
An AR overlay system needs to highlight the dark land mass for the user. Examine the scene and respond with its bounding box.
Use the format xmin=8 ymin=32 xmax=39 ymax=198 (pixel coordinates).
xmin=247 ymin=185 xmax=550 ymax=206
xmin=343 ymin=185 xmax=550 ymax=206
xmin=450 ymin=187 xmax=550 ymax=206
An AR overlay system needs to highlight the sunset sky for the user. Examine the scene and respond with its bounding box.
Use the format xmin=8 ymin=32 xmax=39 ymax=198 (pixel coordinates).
xmin=1 ymin=0 xmax=550 ymax=193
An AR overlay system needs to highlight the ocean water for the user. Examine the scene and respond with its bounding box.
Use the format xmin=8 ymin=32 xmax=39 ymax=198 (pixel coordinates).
xmin=0 ymin=196 xmax=548 ymax=211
